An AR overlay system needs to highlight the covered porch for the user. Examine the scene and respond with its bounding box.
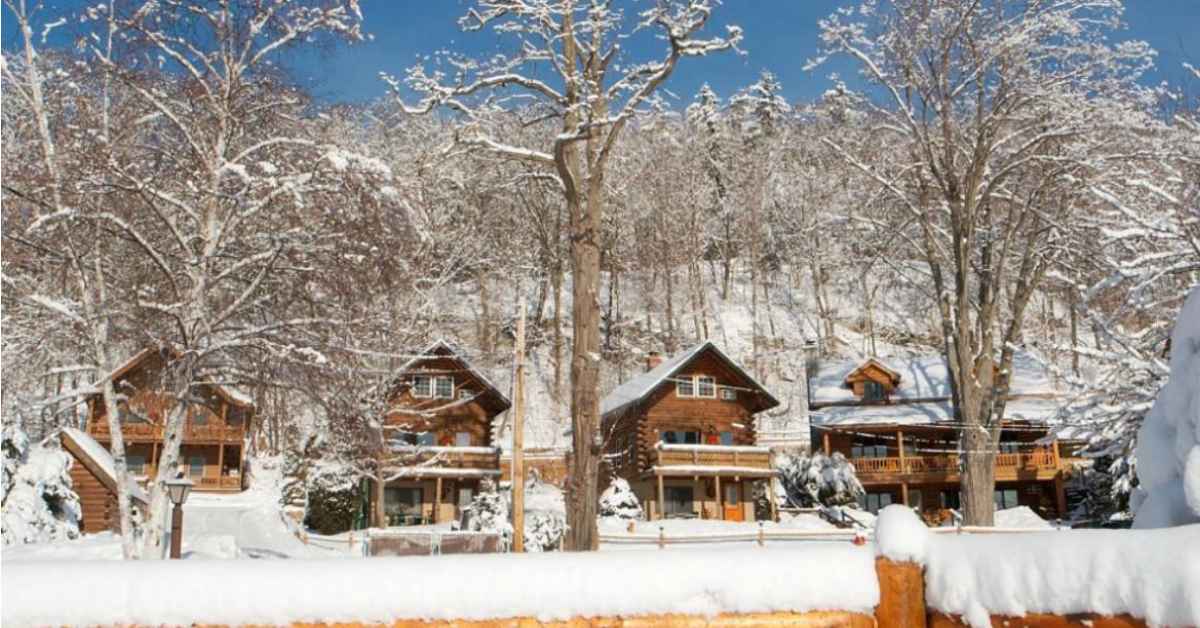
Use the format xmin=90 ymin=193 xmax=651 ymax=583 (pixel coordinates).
xmin=367 ymin=468 xmax=501 ymax=527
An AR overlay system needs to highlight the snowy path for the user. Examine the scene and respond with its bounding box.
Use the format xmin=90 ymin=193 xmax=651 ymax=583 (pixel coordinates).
xmin=180 ymin=503 xmax=337 ymax=559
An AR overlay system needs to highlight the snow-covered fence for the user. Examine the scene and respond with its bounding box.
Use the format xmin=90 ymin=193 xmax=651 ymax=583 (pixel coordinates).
xmin=599 ymin=522 xmax=1065 ymax=548
xmin=365 ymin=530 xmax=502 ymax=557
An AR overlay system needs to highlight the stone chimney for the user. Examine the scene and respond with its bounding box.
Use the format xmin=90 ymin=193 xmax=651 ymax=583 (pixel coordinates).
xmin=645 ymin=351 xmax=664 ymax=372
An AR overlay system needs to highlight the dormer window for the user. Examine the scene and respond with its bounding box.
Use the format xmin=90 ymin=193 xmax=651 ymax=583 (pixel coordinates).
xmin=863 ymin=380 xmax=886 ymax=402
xmin=677 ymin=375 xmax=716 ymax=398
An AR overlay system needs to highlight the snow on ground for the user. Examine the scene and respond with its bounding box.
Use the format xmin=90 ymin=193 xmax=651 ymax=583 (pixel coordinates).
xmin=993 ymin=506 xmax=1053 ymax=529
xmin=1 ymin=543 xmax=880 ymax=626
xmin=873 ymin=505 xmax=1200 ymax=627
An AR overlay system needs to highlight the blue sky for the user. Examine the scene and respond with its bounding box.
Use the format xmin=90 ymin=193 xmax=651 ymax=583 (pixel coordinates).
xmin=5 ymin=2 xmax=1198 ymax=107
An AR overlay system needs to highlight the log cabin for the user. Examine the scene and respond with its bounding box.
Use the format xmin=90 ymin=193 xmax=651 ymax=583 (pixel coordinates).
xmin=807 ymin=352 xmax=1089 ymax=523
xmin=84 ymin=348 xmax=255 ymax=493
xmin=600 ymin=342 xmax=781 ymax=522
xmin=59 ymin=427 xmax=149 ymax=534
xmin=367 ymin=340 xmax=511 ymax=527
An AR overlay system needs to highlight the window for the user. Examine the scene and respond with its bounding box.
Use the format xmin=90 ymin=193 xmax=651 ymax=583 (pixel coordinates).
xmin=998 ymin=441 xmax=1020 ymax=454
xmin=664 ymin=486 xmax=694 ymax=517
xmin=661 ymin=430 xmax=700 ymax=445
xmin=940 ymin=490 xmax=961 ymax=510
xmin=457 ymin=389 xmax=472 ymax=400
xmin=385 ymin=486 xmax=424 ymax=523
xmin=719 ymin=431 xmax=734 ymax=446
xmin=676 ymin=377 xmax=695 ymax=397
xmin=907 ymin=489 xmax=923 ymax=510
xmin=696 ymin=376 xmax=716 ymax=398
xmin=400 ymin=432 xmax=436 ymax=447
xmin=851 ymin=444 xmax=888 ymax=458
xmin=455 ymin=432 xmax=472 ymax=447
xmin=127 ymin=454 xmax=145 ymax=475
xmin=863 ymin=380 xmax=886 ymax=402
xmin=412 ymin=375 xmax=433 ymax=398
xmin=858 ymin=491 xmax=893 ymax=514
xmin=435 ymin=377 xmax=454 ymax=399
xmin=719 ymin=388 xmax=737 ymax=401
xmin=188 ymin=456 xmax=206 ymax=478
xmin=994 ymin=488 xmax=1019 ymax=510
xmin=677 ymin=375 xmax=717 ymax=398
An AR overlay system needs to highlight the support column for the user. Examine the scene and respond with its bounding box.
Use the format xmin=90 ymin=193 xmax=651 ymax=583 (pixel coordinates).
xmin=822 ymin=431 xmax=831 ymax=456
xmin=373 ymin=475 xmax=385 ymax=528
xmin=714 ymin=475 xmax=722 ymax=521
xmin=896 ymin=430 xmax=906 ymax=473
xmin=656 ymin=473 xmax=665 ymax=521
xmin=217 ymin=444 xmax=226 ymax=487
xmin=433 ymin=476 xmax=443 ymax=524
xmin=901 ymin=483 xmax=909 ymax=508
xmin=1054 ymin=477 xmax=1067 ymax=519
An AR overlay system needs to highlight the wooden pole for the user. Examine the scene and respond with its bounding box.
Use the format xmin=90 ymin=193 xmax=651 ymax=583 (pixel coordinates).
xmin=656 ymin=473 xmax=665 ymax=521
xmin=822 ymin=431 xmax=831 ymax=456
xmin=715 ymin=474 xmax=722 ymax=521
xmin=896 ymin=430 xmax=906 ymax=472
xmin=511 ymin=297 xmax=527 ymax=552
xmin=433 ymin=476 xmax=442 ymax=524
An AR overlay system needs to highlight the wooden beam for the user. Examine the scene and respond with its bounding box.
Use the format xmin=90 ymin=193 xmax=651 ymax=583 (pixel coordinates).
xmin=217 ymin=443 xmax=225 ymax=483
xmin=896 ymin=430 xmax=906 ymax=472
xmin=511 ymin=296 xmax=527 ymax=553
xmin=433 ymin=476 xmax=442 ymax=524
xmin=1054 ymin=477 xmax=1067 ymax=519
xmin=715 ymin=474 xmax=722 ymax=521
xmin=900 ymin=482 xmax=909 ymax=508
xmin=822 ymin=431 xmax=831 ymax=456
xmin=656 ymin=473 xmax=665 ymax=521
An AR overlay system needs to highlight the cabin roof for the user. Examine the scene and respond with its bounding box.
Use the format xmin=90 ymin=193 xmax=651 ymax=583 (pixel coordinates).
xmin=600 ymin=341 xmax=780 ymax=417
xmin=843 ymin=358 xmax=901 ymax=387
xmin=59 ymin=427 xmax=149 ymax=504
xmin=90 ymin=347 xmax=255 ymax=410
xmin=393 ymin=339 xmax=511 ymax=416
xmin=809 ymin=352 xmax=1066 ymax=429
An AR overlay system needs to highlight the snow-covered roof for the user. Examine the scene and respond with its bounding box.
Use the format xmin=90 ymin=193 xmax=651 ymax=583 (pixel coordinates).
xmin=600 ymin=341 xmax=779 ymax=416
xmin=810 ymin=352 xmax=1058 ymax=406
xmin=809 ymin=352 xmax=1064 ymax=428
xmin=90 ymin=348 xmax=255 ymax=410
xmin=59 ymin=428 xmax=149 ymax=504
xmin=394 ymin=339 xmax=511 ymax=414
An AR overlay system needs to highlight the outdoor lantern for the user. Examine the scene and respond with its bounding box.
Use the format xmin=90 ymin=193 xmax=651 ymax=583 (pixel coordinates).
xmin=166 ymin=477 xmax=194 ymax=506
xmin=165 ymin=477 xmax=194 ymax=559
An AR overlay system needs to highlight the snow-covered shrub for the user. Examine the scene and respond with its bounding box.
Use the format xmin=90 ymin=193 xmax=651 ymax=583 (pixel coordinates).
xmin=1067 ymin=457 xmax=1132 ymax=524
xmin=1132 ymin=286 xmax=1200 ymax=528
xmin=281 ymin=431 xmax=319 ymax=522
xmin=598 ymin=477 xmax=642 ymax=520
xmin=777 ymin=451 xmax=864 ymax=508
xmin=752 ymin=479 xmax=774 ymax=521
xmin=2 ymin=424 xmax=30 ymax=504
xmin=2 ymin=435 xmax=82 ymax=545
xmin=303 ymin=461 xmax=360 ymax=535
xmin=524 ymin=511 xmax=566 ymax=552
xmin=465 ymin=478 xmax=513 ymax=546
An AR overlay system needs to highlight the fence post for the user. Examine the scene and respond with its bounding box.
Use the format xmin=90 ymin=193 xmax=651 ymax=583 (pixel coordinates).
xmin=658 ymin=525 xmax=665 ymax=549
xmin=757 ymin=521 xmax=765 ymax=547
xmin=875 ymin=558 xmax=926 ymax=628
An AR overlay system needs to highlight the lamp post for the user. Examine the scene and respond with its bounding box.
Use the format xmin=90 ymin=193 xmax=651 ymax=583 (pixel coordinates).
xmin=165 ymin=477 xmax=194 ymax=559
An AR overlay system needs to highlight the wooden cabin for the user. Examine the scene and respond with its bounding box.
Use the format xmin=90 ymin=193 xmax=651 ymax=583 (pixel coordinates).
xmin=367 ymin=340 xmax=511 ymax=527
xmin=600 ymin=342 xmax=780 ymax=522
xmin=808 ymin=354 xmax=1086 ymax=523
xmin=84 ymin=348 xmax=255 ymax=493
xmin=59 ymin=428 xmax=149 ymax=534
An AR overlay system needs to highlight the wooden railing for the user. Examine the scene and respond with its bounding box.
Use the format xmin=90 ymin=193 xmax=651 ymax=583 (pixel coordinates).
xmin=387 ymin=446 xmax=501 ymax=470
xmin=654 ymin=445 xmax=772 ymax=470
xmin=850 ymin=450 xmax=1059 ymax=478
xmin=141 ymin=467 xmax=242 ymax=491
xmin=89 ymin=421 xmax=245 ymax=443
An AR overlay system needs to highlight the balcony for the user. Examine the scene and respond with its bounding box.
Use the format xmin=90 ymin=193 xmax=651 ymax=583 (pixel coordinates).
xmin=385 ymin=446 xmax=502 ymax=475
xmin=89 ymin=421 xmax=246 ymax=444
xmin=651 ymin=443 xmax=775 ymax=477
xmin=849 ymin=450 xmax=1060 ymax=484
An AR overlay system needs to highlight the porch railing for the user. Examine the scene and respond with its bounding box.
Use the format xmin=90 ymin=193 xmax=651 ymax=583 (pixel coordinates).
xmin=89 ymin=421 xmax=245 ymax=443
xmin=654 ymin=444 xmax=772 ymax=470
xmin=849 ymin=450 xmax=1059 ymax=477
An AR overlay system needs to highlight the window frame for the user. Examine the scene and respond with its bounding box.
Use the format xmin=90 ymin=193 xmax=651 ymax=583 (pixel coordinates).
xmin=862 ymin=380 xmax=886 ymax=402
xmin=434 ymin=376 xmax=454 ymax=399
xmin=412 ymin=375 xmax=433 ymax=398
xmin=695 ymin=376 xmax=716 ymax=398
xmin=454 ymin=431 xmax=472 ymax=447
xmin=719 ymin=387 xmax=737 ymax=401
xmin=675 ymin=377 xmax=695 ymax=398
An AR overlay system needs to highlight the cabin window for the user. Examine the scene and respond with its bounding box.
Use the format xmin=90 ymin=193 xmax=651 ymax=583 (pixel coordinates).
xmin=940 ymin=490 xmax=961 ymax=510
xmin=863 ymin=381 xmax=886 ymax=402
xmin=998 ymin=442 xmax=1020 ymax=454
xmin=851 ymin=444 xmax=888 ymax=458
xmin=457 ymin=389 xmax=472 ymax=400
xmin=664 ymin=486 xmax=694 ymax=517
xmin=127 ymin=454 xmax=146 ymax=475
xmin=858 ymin=491 xmax=893 ymax=514
xmin=676 ymin=377 xmax=695 ymax=397
xmin=993 ymin=488 xmax=1019 ymax=510
xmin=455 ymin=432 xmax=472 ymax=447
xmin=188 ymin=456 xmax=206 ymax=478
xmin=435 ymin=377 xmax=454 ymax=399
xmin=412 ymin=376 xmax=433 ymax=398
xmin=398 ymin=432 xmax=435 ymax=447
xmin=661 ymin=430 xmax=700 ymax=445
xmin=696 ymin=376 xmax=716 ymax=398
xmin=385 ymin=486 xmax=424 ymax=524
xmin=719 ymin=388 xmax=737 ymax=401
xmin=719 ymin=431 xmax=734 ymax=446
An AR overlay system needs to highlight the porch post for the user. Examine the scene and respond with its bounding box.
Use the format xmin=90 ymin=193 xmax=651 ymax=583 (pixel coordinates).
xmin=822 ymin=431 xmax=831 ymax=456
xmin=656 ymin=473 xmax=665 ymax=521
xmin=1052 ymin=439 xmax=1062 ymax=468
xmin=896 ymin=430 xmax=906 ymax=473
xmin=1054 ymin=477 xmax=1067 ymax=518
xmin=769 ymin=477 xmax=779 ymax=522
xmin=714 ymin=474 xmax=722 ymax=521
xmin=901 ymin=482 xmax=909 ymax=508
xmin=217 ymin=444 xmax=225 ymax=486
xmin=373 ymin=475 xmax=385 ymax=528
xmin=433 ymin=476 xmax=443 ymax=524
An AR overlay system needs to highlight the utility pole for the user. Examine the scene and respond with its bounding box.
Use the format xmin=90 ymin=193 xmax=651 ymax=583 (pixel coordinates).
xmin=511 ymin=296 xmax=527 ymax=552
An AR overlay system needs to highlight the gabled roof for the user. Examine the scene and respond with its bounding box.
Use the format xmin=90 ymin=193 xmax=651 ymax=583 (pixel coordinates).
xmin=600 ymin=341 xmax=780 ymax=417
xmin=59 ymin=428 xmax=149 ymax=505
xmin=89 ymin=347 xmax=254 ymax=410
xmin=843 ymin=358 xmax=901 ymax=387
xmin=392 ymin=339 xmax=511 ymax=417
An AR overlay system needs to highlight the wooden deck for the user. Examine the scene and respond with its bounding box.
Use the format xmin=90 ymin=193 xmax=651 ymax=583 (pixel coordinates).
xmin=385 ymin=446 xmax=502 ymax=472
xmin=653 ymin=444 xmax=773 ymax=472
xmin=88 ymin=421 xmax=246 ymax=444
xmin=850 ymin=450 xmax=1061 ymax=484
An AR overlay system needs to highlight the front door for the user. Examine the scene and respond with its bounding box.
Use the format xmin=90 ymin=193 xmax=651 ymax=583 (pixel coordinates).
xmin=723 ymin=483 xmax=743 ymax=521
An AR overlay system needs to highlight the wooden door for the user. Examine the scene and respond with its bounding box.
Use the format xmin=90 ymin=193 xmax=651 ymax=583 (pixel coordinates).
xmin=723 ymin=483 xmax=743 ymax=521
